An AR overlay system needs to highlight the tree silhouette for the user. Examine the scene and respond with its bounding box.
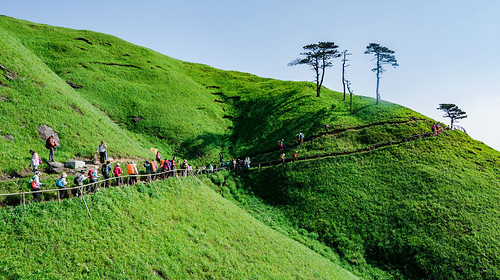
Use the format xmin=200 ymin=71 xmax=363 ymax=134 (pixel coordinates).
xmin=341 ymin=50 xmax=352 ymax=101
xmin=289 ymin=41 xmax=340 ymax=97
xmin=345 ymin=79 xmax=354 ymax=113
xmin=437 ymin=103 xmax=468 ymax=128
xmin=364 ymin=43 xmax=399 ymax=104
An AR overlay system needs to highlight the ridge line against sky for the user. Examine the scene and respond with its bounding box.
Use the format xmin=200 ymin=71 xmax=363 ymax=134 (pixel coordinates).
xmin=1 ymin=0 xmax=499 ymax=151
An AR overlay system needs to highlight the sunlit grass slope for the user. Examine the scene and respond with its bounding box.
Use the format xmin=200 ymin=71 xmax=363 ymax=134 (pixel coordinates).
xmin=0 ymin=24 xmax=153 ymax=174
xmin=0 ymin=15 xmax=430 ymax=174
xmin=241 ymin=131 xmax=500 ymax=279
xmin=0 ymin=178 xmax=356 ymax=279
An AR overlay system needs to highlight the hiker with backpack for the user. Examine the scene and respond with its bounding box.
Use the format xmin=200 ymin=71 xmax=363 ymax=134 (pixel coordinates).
xmin=126 ymin=161 xmax=138 ymax=184
xmin=46 ymin=134 xmax=57 ymax=162
xmin=171 ymin=157 xmax=177 ymax=177
xmin=150 ymin=160 xmax=158 ymax=181
xmin=113 ymin=163 xmax=123 ymax=186
xmin=293 ymin=151 xmax=298 ymax=162
xmin=181 ymin=159 xmax=189 ymax=177
xmin=101 ymin=161 xmax=112 ymax=188
xmin=324 ymin=124 xmax=330 ymax=133
xmin=30 ymin=171 xmax=44 ymax=204
xmin=156 ymin=151 xmax=161 ymax=163
xmin=278 ymin=139 xmax=284 ymax=150
xmin=144 ymin=160 xmax=152 ymax=182
xmin=281 ymin=153 xmax=286 ymax=163
xmin=87 ymin=166 xmax=100 ymax=193
xmin=96 ymin=141 xmax=107 ymax=164
xmin=56 ymin=172 xmax=68 ymax=199
xmin=29 ymin=150 xmax=41 ymax=175
xmin=73 ymin=170 xmax=86 ymax=197
xmin=431 ymin=124 xmax=436 ymax=136
xmin=161 ymin=159 xmax=171 ymax=179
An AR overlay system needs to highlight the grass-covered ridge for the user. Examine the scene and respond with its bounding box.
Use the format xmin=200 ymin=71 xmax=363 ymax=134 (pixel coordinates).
xmin=241 ymin=132 xmax=500 ymax=279
xmin=0 ymin=178 xmax=355 ymax=279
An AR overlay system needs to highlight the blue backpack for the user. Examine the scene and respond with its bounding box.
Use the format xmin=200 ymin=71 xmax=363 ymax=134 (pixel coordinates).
xmin=56 ymin=178 xmax=64 ymax=188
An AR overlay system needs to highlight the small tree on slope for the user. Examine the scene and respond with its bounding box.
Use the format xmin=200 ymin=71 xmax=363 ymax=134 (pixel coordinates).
xmin=364 ymin=43 xmax=399 ymax=105
xmin=289 ymin=42 xmax=340 ymax=97
xmin=341 ymin=50 xmax=352 ymax=101
xmin=437 ymin=103 xmax=468 ymax=128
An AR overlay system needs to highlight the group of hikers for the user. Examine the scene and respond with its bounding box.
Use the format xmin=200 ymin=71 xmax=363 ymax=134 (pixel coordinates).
xmin=26 ymin=139 xmax=252 ymax=203
xmin=24 ymin=122 xmax=444 ymax=203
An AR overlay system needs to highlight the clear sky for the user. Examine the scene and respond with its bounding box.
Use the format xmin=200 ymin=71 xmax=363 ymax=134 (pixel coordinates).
xmin=2 ymin=0 xmax=499 ymax=151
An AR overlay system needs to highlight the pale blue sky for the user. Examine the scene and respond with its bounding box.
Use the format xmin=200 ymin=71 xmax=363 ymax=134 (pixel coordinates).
xmin=2 ymin=0 xmax=499 ymax=151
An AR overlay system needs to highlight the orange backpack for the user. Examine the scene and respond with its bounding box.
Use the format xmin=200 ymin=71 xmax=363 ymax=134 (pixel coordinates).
xmin=151 ymin=161 xmax=157 ymax=172
xmin=126 ymin=164 xmax=135 ymax=175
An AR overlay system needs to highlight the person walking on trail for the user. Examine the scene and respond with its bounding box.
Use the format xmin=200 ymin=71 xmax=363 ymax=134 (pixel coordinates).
xmin=297 ymin=132 xmax=304 ymax=145
xmin=73 ymin=170 xmax=86 ymax=197
xmin=96 ymin=141 xmax=107 ymax=164
xmin=181 ymin=159 xmax=189 ymax=177
xmin=431 ymin=124 xmax=436 ymax=136
xmin=144 ymin=160 xmax=152 ymax=181
xmin=56 ymin=172 xmax=68 ymax=199
xmin=150 ymin=160 xmax=158 ymax=181
xmin=126 ymin=161 xmax=138 ymax=184
xmin=156 ymin=151 xmax=161 ymax=163
xmin=244 ymin=157 xmax=251 ymax=169
xmin=46 ymin=134 xmax=57 ymax=162
xmin=161 ymin=159 xmax=171 ymax=179
xmin=87 ymin=166 xmax=99 ymax=193
xmin=101 ymin=161 xmax=112 ymax=188
xmin=29 ymin=150 xmax=40 ymax=175
xmin=436 ymin=123 xmax=441 ymax=134
xmin=324 ymin=124 xmax=330 ymax=133
xmin=278 ymin=139 xmax=285 ymax=150
xmin=281 ymin=153 xmax=286 ymax=163
xmin=219 ymin=153 xmax=224 ymax=164
xmin=113 ymin=163 xmax=123 ymax=186
xmin=293 ymin=151 xmax=298 ymax=162
xmin=30 ymin=171 xmax=44 ymax=204
xmin=171 ymin=157 xmax=177 ymax=177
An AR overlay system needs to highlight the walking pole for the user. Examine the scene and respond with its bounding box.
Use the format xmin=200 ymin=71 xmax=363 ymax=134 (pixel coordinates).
xmin=151 ymin=181 xmax=158 ymax=193
xmin=80 ymin=191 xmax=92 ymax=219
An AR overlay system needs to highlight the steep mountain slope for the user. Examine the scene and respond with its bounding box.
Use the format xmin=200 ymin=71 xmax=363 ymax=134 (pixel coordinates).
xmin=0 ymin=24 xmax=152 ymax=174
xmin=0 ymin=178 xmax=355 ymax=279
xmin=1 ymin=15 xmax=499 ymax=280
xmin=0 ymin=15 xmax=429 ymax=174
xmin=241 ymin=131 xmax=500 ymax=279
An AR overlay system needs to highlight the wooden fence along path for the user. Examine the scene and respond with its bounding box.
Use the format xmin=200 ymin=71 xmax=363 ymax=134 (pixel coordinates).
xmin=0 ymin=126 xmax=457 ymax=216
xmin=0 ymin=169 xmax=198 ymax=218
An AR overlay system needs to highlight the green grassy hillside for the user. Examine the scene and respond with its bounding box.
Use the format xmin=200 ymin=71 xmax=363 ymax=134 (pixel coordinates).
xmin=241 ymin=131 xmax=500 ymax=279
xmin=1 ymin=15 xmax=499 ymax=280
xmin=0 ymin=15 xmax=429 ymax=174
xmin=0 ymin=178 xmax=355 ymax=279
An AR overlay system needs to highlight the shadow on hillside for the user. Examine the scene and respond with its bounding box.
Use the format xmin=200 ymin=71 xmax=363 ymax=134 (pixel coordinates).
xmin=180 ymin=131 xmax=229 ymax=161
xmin=230 ymin=91 xmax=332 ymax=157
